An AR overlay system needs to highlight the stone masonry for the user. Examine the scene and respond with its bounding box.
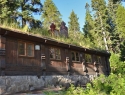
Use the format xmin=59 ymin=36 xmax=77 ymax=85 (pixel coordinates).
xmin=0 ymin=75 xmax=95 ymax=95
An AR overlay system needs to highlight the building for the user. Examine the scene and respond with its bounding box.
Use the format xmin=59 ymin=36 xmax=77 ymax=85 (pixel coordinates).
xmin=0 ymin=27 xmax=110 ymax=76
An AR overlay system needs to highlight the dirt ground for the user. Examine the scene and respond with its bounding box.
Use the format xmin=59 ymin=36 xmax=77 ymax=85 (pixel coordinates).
xmin=13 ymin=87 xmax=63 ymax=95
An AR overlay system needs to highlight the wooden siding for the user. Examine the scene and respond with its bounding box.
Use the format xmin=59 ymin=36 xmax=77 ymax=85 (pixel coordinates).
xmin=5 ymin=38 xmax=41 ymax=75
xmin=0 ymin=35 xmax=110 ymax=76
xmin=0 ymin=36 xmax=6 ymax=75
xmin=70 ymin=51 xmax=83 ymax=75
xmin=46 ymin=46 xmax=67 ymax=75
xmin=3 ymin=37 xmax=110 ymax=75
xmin=0 ymin=28 xmax=111 ymax=76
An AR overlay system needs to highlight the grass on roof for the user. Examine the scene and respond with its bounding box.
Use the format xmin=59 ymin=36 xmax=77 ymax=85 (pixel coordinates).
xmin=0 ymin=20 xmax=106 ymax=52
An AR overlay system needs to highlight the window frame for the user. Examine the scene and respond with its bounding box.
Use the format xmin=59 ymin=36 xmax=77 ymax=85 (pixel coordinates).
xmin=97 ymin=56 xmax=102 ymax=64
xmin=71 ymin=51 xmax=80 ymax=62
xmin=18 ymin=41 xmax=26 ymax=56
xmin=26 ymin=42 xmax=34 ymax=57
xmin=18 ymin=41 xmax=34 ymax=57
xmin=85 ymin=54 xmax=92 ymax=63
xmin=49 ymin=47 xmax=61 ymax=60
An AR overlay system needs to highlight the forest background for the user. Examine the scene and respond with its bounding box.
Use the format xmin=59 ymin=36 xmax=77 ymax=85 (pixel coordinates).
xmin=1 ymin=0 xmax=125 ymax=94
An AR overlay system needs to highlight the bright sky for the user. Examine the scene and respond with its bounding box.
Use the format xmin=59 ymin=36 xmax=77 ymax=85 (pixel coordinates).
xmin=39 ymin=0 xmax=91 ymax=31
xmin=35 ymin=0 xmax=125 ymax=32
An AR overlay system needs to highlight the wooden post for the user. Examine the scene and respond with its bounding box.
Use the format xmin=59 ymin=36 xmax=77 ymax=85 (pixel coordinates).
xmin=91 ymin=54 xmax=95 ymax=63
xmin=0 ymin=36 xmax=6 ymax=76
xmin=41 ymin=53 xmax=46 ymax=80
xmin=105 ymin=56 xmax=110 ymax=75
xmin=66 ymin=57 xmax=70 ymax=76
xmin=82 ymin=59 xmax=88 ymax=75
xmin=94 ymin=61 xmax=99 ymax=76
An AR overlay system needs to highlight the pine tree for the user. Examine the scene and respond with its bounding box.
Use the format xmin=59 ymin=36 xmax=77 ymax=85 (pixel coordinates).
xmin=68 ymin=10 xmax=80 ymax=32
xmin=116 ymin=5 xmax=125 ymax=38
xmin=115 ymin=3 xmax=125 ymax=60
xmin=41 ymin=0 xmax=62 ymax=30
xmin=17 ymin=0 xmax=42 ymax=28
xmin=113 ymin=0 xmax=121 ymax=3
xmin=91 ymin=0 xmax=110 ymax=51
xmin=107 ymin=0 xmax=121 ymax=53
xmin=83 ymin=3 xmax=95 ymax=42
xmin=0 ymin=0 xmax=19 ymax=23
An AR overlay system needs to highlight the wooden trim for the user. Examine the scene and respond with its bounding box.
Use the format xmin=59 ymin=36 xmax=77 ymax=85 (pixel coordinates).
xmin=71 ymin=51 xmax=80 ymax=62
xmin=26 ymin=42 xmax=34 ymax=57
xmin=72 ymin=61 xmax=81 ymax=63
xmin=0 ymin=28 xmax=111 ymax=57
xmin=50 ymin=59 xmax=62 ymax=62
xmin=18 ymin=41 xmax=34 ymax=57
xmin=18 ymin=41 xmax=26 ymax=56
xmin=49 ymin=46 xmax=61 ymax=60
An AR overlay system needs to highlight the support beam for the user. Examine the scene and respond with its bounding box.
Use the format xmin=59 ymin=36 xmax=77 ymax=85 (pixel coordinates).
xmin=0 ymin=35 xmax=6 ymax=75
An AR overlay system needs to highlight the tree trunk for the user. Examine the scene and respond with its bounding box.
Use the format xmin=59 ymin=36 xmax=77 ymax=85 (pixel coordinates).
xmin=98 ymin=11 xmax=109 ymax=52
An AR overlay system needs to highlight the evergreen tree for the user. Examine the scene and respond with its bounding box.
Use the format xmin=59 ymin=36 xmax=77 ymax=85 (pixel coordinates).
xmin=41 ymin=0 xmax=62 ymax=29
xmin=115 ymin=5 xmax=125 ymax=60
xmin=107 ymin=0 xmax=121 ymax=53
xmin=91 ymin=0 xmax=110 ymax=51
xmin=113 ymin=0 xmax=121 ymax=3
xmin=0 ymin=0 xmax=19 ymax=23
xmin=116 ymin=5 xmax=125 ymax=38
xmin=68 ymin=10 xmax=80 ymax=32
xmin=83 ymin=3 xmax=95 ymax=42
xmin=17 ymin=0 xmax=42 ymax=28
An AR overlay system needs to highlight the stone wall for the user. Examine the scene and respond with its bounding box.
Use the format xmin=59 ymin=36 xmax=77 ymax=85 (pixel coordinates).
xmin=0 ymin=75 xmax=95 ymax=94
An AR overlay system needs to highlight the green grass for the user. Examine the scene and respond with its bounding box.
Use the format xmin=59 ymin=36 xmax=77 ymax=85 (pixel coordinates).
xmin=0 ymin=20 xmax=105 ymax=51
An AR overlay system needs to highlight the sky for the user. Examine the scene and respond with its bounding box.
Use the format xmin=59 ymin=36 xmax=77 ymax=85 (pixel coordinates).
xmin=35 ymin=0 xmax=125 ymax=31
xmin=39 ymin=0 xmax=91 ymax=31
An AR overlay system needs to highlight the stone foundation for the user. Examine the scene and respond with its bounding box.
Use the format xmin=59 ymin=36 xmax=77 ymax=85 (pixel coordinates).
xmin=0 ymin=75 xmax=96 ymax=94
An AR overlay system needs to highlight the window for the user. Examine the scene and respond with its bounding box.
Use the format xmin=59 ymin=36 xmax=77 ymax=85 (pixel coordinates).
xmin=49 ymin=47 xmax=61 ymax=60
xmin=27 ymin=43 xmax=34 ymax=57
xmin=97 ymin=56 xmax=101 ymax=64
xmin=85 ymin=54 xmax=92 ymax=62
xmin=18 ymin=42 xmax=26 ymax=56
xmin=18 ymin=41 xmax=34 ymax=57
xmin=71 ymin=51 xmax=80 ymax=61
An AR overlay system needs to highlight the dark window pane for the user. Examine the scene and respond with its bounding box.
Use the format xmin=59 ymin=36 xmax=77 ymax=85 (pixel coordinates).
xmin=50 ymin=47 xmax=61 ymax=60
xmin=50 ymin=48 xmax=55 ymax=59
xmin=27 ymin=44 xmax=34 ymax=57
xmin=18 ymin=42 xmax=25 ymax=55
xmin=76 ymin=52 xmax=79 ymax=56
xmin=72 ymin=52 xmax=75 ymax=61
xmin=98 ymin=57 xmax=101 ymax=64
xmin=85 ymin=54 xmax=91 ymax=62
xmin=76 ymin=57 xmax=79 ymax=61
xmin=76 ymin=52 xmax=79 ymax=61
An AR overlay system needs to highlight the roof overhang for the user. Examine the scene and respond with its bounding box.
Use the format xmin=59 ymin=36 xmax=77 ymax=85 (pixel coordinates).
xmin=0 ymin=27 xmax=111 ymax=57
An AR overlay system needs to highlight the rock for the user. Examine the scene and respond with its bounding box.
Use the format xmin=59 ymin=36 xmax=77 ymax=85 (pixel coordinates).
xmin=0 ymin=79 xmax=5 ymax=85
xmin=0 ymin=86 xmax=6 ymax=95
xmin=7 ymin=84 xmax=17 ymax=94
xmin=0 ymin=75 xmax=94 ymax=94
xmin=29 ymin=86 xmax=35 ymax=91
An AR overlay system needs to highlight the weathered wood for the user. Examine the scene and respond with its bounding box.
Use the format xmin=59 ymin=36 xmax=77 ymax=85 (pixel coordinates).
xmin=0 ymin=36 xmax=6 ymax=49
xmin=5 ymin=38 xmax=41 ymax=75
xmin=0 ymin=27 xmax=111 ymax=76
xmin=70 ymin=67 xmax=84 ymax=75
xmin=0 ymin=57 xmax=5 ymax=68
xmin=0 ymin=36 xmax=6 ymax=75
xmin=0 ymin=50 xmax=5 ymax=55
